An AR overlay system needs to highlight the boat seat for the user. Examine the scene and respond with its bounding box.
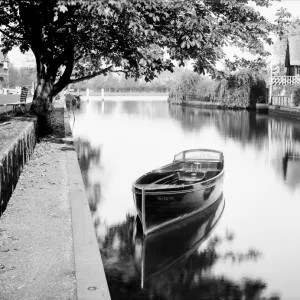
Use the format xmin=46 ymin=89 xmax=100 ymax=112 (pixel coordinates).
xmin=178 ymin=171 xmax=206 ymax=183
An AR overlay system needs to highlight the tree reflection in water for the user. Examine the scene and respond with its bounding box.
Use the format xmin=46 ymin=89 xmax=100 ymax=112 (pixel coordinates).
xmin=99 ymin=211 xmax=279 ymax=300
xmin=168 ymin=105 xmax=269 ymax=148
xmin=74 ymin=138 xmax=102 ymax=212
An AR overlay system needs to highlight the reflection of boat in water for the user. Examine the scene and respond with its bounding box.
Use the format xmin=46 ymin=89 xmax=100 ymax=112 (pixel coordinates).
xmin=132 ymin=149 xmax=224 ymax=235
xmin=134 ymin=195 xmax=225 ymax=288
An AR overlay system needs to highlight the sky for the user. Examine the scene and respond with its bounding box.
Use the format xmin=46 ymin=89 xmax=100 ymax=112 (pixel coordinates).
xmin=257 ymin=0 xmax=300 ymax=21
xmin=5 ymin=0 xmax=300 ymax=68
xmin=223 ymin=0 xmax=300 ymax=62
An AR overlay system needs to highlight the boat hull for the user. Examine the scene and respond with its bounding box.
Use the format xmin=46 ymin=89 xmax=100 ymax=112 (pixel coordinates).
xmin=133 ymin=172 xmax=224 ymax=235
xmin=134 ymin=195 xmax=225 ymax=286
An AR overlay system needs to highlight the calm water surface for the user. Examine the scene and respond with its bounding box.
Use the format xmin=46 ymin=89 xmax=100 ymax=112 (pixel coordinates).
xmin=72 ymin=96 xmax=300 ymax=300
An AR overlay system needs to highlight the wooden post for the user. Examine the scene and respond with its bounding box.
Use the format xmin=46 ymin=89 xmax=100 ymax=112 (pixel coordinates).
xmin=86 ymin=88 xmax=89 ymax=102
xmin=290 ymin=93 xmax=293 ymax=106
xmin=269 ymin=62 xmax=273 ymax=104
xmin=31 ymin=81 xmax=35 ymax=96
xmin=101 ymin=88 xmax=104 ymax=101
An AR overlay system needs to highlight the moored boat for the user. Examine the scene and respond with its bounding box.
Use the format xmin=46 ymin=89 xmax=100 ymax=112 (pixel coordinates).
xmin=132 ymin=149 xmax=224 ymax=235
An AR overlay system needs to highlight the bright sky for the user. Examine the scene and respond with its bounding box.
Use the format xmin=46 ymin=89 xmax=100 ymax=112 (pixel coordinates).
xmin=6 ymin=0 xmax=300 ymax=68
xmin=257 ymin=0 xmax=300 ymax=21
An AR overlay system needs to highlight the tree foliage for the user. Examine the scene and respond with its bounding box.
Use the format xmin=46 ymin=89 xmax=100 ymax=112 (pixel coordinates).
xmin=77 ymin=71 xmax=174 ymax=93
xmin=213 ymin=69 xmax=267 ymax=108
xmin=0 ymin=0 xmax=279 ymax=122
xmin=169 ymin=70 xmax=215 ymax=103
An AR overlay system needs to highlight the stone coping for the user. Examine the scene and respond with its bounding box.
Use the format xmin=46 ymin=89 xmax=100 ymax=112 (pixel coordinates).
xmin=63 ymin=108 xmax=111 ymax=300
xmin=0 ymin=116 xmax=36 ymax=153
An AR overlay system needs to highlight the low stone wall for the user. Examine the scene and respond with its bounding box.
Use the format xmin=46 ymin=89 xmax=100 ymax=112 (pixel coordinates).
xmin=0 ymin=120 xmax=37 ymax=215
xmin=269 ymin=105 xmax=300 ymax=121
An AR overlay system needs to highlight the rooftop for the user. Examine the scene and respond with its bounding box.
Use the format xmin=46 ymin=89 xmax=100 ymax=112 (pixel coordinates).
xmin=287 ymin=36 xmax=300 ymax=66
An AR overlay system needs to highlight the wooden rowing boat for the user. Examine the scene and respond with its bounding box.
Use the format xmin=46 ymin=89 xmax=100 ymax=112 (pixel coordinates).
xmin=132 ymin=149 xmax=224 ymax=235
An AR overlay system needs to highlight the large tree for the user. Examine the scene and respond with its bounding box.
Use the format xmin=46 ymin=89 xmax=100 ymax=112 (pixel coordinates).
xmin=0 ymin=0 xmax=277 ymax=130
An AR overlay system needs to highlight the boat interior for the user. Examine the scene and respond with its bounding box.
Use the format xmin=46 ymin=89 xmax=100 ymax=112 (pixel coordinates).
xmin=136 ymin=160 xmax=223 ymax=187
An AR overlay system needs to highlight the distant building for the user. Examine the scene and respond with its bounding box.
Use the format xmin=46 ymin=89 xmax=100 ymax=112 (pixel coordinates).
xmin=285 ymin=36 xmax=300 ymax=76
xmin=270 ymin=35 xmax=300 ymax=105
xmin=0 ymin=33 xmax=9 ymax=85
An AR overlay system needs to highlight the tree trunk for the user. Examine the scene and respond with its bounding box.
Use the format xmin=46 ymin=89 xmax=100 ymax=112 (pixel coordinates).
xmin=31 ymin=78 xmax=55 ymax=136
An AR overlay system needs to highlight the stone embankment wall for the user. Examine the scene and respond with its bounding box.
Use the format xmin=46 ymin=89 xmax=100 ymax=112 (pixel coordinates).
xmin=0 ymin=121 xmax=37 ymax=215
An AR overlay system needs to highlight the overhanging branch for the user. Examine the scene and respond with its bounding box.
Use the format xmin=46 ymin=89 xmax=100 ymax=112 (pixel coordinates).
xmin=0 ymin=28 xmax=24 ymax=41
xmin=68 ymin=65 xmax=115 ymax=84
xmin=75 ymin=55 xmax=83 ymax=63
xmin=3 ymin=23 xmax=23 ymax=35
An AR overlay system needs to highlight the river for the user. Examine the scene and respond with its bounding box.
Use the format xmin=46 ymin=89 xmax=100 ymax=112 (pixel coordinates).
xmin=72 ymin=95 xmax=300 ymax=300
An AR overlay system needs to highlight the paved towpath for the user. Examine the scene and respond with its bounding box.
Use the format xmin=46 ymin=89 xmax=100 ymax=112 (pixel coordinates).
xmin=0 ymin=108 xmax=77 ymax=299
xmin=0 ymin=103 xmax=111 ymax=300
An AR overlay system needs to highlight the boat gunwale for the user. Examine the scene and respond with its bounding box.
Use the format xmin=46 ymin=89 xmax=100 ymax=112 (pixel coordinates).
xmin=132 ymin=166 xmax=224 ymax=195
xmin=132 ymin=149 xmax=224 ymax=193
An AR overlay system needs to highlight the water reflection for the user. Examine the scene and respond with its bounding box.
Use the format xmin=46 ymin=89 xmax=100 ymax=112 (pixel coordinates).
xmin=74 ymin=138 xmax=102 ymax=212
xmin=268 ymin=119 xmax=300 ymax=190
xmin=73 ymin=99 xmax=300 ymax=299
xmin=92 ymin=101 xmax=117 ymax=115
xmin=134 ymin=196 xmax=226 ymax=288
xmin=121 ymin=101 xmax=170 ymax=118
xmin=168 ymin=105 xmax=269 ymax=147
xmin=97 ymin=200 xmax=279 ymax=300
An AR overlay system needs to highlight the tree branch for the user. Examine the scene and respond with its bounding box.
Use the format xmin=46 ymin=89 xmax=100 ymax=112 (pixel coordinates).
xmin=75 ymin=55 xmax=83 ymax=63
xmin=3 ymin=23 xmax=23 ymax=35
xmin=203 ymin=57 xmax=229 ymax=79
xmin=51 ymin=46 xmax=75 ymax=95
xmin=68 ymin=65 xmax=115 ymax=84
xmin=0 ymin=28 xmax=23 ymax=41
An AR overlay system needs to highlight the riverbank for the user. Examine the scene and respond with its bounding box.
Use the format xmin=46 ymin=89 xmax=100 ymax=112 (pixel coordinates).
xmin=71 ymin=91 xmax=168 ymax=97
xmin=172 ymin=99 xmax=300 ymax=120
xmin=0 ymin=103 xmax=111 ymax=300
xmin=0 ymin=94 xmax=33 ymax=107
xmin=269 ymin=105 xmax=300 ymax=120
xmin=180 ymin=100 xmax=222 ymax=109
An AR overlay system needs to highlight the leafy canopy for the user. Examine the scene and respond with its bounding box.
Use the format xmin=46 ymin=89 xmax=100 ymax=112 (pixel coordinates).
xmin=0 ymin=0 xmax=279 ymax=92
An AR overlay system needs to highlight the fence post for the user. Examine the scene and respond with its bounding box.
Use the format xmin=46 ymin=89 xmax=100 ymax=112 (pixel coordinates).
xmin=290 ymin=93 xmax=293 ymax=106
xmin=86 ymin=88 xmax=89 ymax=102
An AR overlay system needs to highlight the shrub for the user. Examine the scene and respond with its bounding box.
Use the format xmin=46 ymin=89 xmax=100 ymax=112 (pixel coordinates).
xmin=168 ymin=71 xmax=214 ymax=103
xmin=293 ymin=89 xmax=300 ymax=106
xmin=212 ymin=69 xmax=267 ymax=108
